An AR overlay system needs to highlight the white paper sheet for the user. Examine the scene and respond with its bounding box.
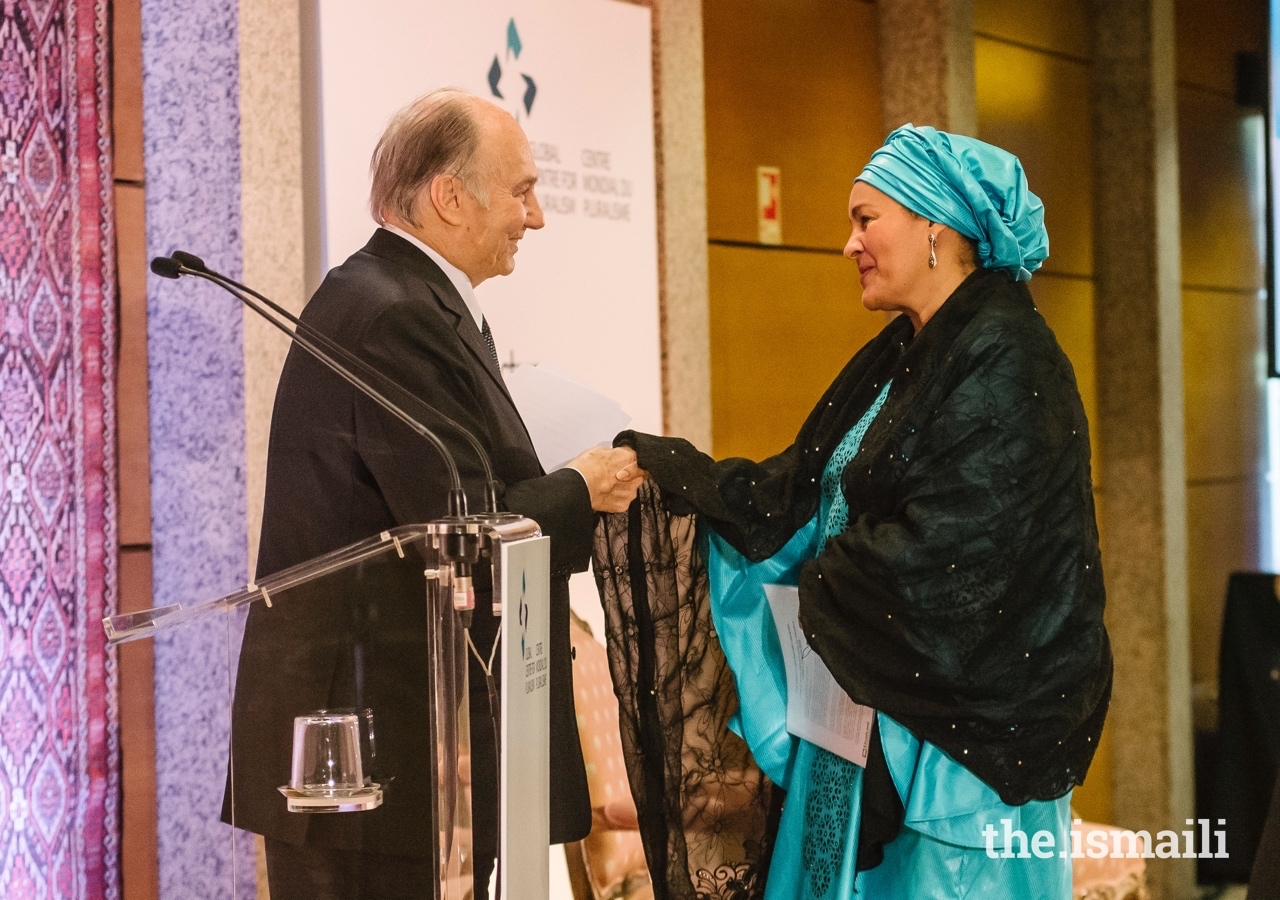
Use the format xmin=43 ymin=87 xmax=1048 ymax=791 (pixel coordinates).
xmin=764 ymin=583 xmax=875 ymax=767
xmin=504 ymin=363 xmax=632 ymax=472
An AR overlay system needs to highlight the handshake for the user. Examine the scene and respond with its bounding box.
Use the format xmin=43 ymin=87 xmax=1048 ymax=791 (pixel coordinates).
xmin=567 ymin=445 xmax=649 ymax=514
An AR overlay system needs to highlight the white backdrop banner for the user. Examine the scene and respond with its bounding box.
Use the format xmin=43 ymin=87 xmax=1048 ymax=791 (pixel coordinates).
xmin=314 ymin=0 xmax=663 ymax=436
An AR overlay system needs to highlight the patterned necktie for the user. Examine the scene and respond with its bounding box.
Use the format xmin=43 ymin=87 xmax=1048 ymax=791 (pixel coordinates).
xmin=480 ymin=317 xmax=501 ymax=371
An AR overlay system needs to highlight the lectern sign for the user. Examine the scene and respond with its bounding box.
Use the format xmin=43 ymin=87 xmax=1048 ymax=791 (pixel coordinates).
xmin=500 ymin=536 xmax=552 ymax=900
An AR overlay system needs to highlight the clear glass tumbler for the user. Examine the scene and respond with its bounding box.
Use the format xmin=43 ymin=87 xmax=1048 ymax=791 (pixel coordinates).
xmin=290 ymin=713 xmax=364 ymax=794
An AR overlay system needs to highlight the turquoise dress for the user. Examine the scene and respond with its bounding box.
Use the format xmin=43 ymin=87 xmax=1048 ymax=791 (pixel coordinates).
xmin=705 ymin=382 xmax=1073 ymax=899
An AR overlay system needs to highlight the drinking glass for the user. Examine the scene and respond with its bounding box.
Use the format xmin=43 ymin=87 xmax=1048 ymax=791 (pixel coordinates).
xmin=290 ymin=713 xmax=363 ymax=794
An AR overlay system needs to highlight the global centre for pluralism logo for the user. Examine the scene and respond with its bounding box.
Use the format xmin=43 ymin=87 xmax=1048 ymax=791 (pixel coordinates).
xmin=488 ymin=19 xmax=536 ymax=119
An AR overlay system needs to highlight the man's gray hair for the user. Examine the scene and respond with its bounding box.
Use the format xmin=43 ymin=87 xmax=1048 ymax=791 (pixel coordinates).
xmin=369 ymin=89 xmax=488 ymax=225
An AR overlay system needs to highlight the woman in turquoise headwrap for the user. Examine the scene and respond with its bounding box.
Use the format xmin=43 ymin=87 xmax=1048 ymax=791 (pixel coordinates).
xmin=595 ymin=126 xmax=1111 ymax=900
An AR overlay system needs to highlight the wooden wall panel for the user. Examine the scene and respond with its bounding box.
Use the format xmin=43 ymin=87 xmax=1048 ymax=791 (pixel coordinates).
xmin=975 ymin=38 xmax=1093 ymax=279
xmin=116 ymin=183 xmax=151 ymax=547
xmin=1177 ymin=87 xmax=1265 ymax=292
xmin=703 ymin=0 xmax=884 ymax=460
xmin=703 ymin=0 xmax=882 ymax=251
xmin=1175 ymin=0 xmax=1265 ymax=96
xmin=118 ymin=550 xmax=158 ymax=900
xmin=974 ymin=0 xmax=1090 ymax=60
xmin=112 ymin=0 xmax=145 ymax=182
xmin=1183 ymin=289 xmax=1267 ymax=484
xmin=708 ymin=244 xmax=882 ymax=460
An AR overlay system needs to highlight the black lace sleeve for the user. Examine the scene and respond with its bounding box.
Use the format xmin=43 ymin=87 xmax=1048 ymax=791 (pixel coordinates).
xmin=593 ymin=482 xmax=777 ymax=900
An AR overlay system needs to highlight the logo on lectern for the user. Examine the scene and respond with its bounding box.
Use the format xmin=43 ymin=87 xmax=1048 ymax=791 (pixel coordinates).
xmin=517 ymin=569 xmax=529 ymax=661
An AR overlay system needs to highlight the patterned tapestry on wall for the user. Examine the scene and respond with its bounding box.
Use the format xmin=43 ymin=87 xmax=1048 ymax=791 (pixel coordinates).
xmin=0 ymin=0 xmax=120 ymax=898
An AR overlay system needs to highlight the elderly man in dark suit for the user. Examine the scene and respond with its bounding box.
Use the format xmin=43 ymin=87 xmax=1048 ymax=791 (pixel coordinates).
xmin=226 ymin=89 xmax=643 ymax=899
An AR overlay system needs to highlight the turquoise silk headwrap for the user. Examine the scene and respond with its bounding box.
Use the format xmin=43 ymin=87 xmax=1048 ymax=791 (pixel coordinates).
xmin=857 ymin=124 xmax=1049 ymax=281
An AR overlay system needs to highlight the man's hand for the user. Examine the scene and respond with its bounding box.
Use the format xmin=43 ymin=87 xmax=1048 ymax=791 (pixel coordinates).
xmin=567 ymin=445 xmax=648 ymax=513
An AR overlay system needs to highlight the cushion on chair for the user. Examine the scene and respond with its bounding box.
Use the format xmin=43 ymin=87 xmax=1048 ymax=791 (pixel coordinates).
xmin=570 ymin=619 xmax=652 ymax=900
xmin=1072 ymin=821 xmax=1148 ymax=900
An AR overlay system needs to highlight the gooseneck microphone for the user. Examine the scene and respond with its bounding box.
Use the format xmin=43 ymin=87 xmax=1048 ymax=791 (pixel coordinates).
xmin=167 ymin=250 xmax=502 ymax=514
xmin=149 ymin=253 xmax=486 ymax=519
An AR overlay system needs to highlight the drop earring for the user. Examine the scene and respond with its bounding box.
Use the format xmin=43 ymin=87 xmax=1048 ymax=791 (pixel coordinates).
xmin=928 ymin=233 xmax=937 ymax=269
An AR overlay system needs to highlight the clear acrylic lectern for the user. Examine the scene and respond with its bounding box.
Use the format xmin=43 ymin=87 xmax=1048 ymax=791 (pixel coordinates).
xmin=106 ymin=515 xmax=551 ymax=900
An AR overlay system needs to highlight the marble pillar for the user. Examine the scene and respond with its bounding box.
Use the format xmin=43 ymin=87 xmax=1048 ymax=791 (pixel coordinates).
xmin=875 ymin=0 xmax=977 ymax=136
xmin=140 ymin=0 xmax=256 ymax=895
xmin=1091 ymin=0 xmax=1194 ymax=897
xmin=653 ymin=0 xmax=712 ymax=448
xmin=238 ymin=2 xmax=306 ymax=894
xmin=238 ymin=0 xmax=306 ymax=579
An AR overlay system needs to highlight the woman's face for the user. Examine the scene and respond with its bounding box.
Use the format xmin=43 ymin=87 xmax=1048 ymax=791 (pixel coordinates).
xmin=843 ymin=181 xmax=934 ymax=319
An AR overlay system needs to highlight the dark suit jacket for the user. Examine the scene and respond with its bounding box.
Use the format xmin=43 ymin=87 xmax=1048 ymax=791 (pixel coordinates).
xmin=226 ymin=229 xmax=593 ymax=857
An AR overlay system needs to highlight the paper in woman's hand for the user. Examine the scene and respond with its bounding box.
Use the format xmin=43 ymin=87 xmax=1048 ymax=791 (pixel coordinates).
xmin=765 ymin=583 xmax=875 ymax=767
xmin=504 ymin=363 xmax=632 ymax=472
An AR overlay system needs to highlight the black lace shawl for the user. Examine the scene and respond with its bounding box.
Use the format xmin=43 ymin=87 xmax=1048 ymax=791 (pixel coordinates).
xmin=593 ymin=269 xmax=1112 ymax=898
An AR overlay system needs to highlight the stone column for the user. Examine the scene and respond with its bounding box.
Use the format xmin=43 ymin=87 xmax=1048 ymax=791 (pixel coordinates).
xmin=239 ymin=3 xmax=306 ymax=894
xmin=875 ymin=0 xmax=976 ymax=136
xmin=1091 ymin=0 xmax=1194 ymax=897
xmin=653 ymin=0 xmax=712 ymax=448
xmin=239 ymin=0 xmax=306 ymax=578
xmin=141 ymin=0 xmax=255 ymax=893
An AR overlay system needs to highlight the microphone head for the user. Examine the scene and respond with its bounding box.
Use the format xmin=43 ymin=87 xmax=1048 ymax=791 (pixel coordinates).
xmin=150 ymin=256 xmax=183 ymax=279
xmin=171 ymin=250 xmax=207 ymax=272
